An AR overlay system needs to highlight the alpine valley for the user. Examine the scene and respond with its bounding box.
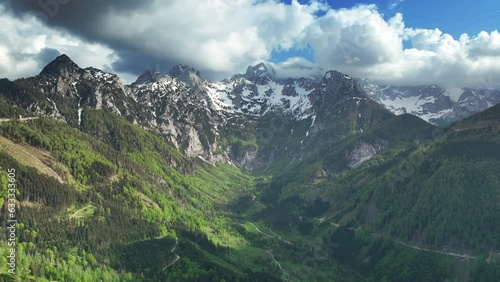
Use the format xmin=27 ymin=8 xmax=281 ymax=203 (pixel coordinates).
xmin=0 ymin=55 xmax=499 ymax=281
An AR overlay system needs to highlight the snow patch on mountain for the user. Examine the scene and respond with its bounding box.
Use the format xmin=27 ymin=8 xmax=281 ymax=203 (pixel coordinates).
xmin=201 ymin=68 xmax=315 ymax=120
xmin=359 ymin=79 xmax=500 ymax=125
xmin=445 ymin=88 xmax=464 ymax=102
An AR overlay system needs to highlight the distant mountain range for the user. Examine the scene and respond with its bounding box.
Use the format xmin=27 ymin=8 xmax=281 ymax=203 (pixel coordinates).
xmin=359 ymin=78 xmax=500 ymax=126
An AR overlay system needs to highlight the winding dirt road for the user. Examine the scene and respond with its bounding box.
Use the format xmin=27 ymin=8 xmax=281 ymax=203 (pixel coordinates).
xmin=163 ymin=238 xmax=180 ymax=271
xmin=0 ymin=117 xmax=39 ymax=123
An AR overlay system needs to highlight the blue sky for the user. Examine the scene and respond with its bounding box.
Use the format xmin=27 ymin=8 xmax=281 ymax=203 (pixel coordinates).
xmin=294 ymin=0 xmax=500 ymax=38
xmin=386 ymin=0 xmax=500 ymax=37
xmin=272 ymin=0 xmax=500 ymax=63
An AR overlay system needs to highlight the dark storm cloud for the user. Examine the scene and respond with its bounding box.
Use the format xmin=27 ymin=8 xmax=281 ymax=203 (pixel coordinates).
xmin=35 ymin=47 xmax=61 ymax=67
xmin=3 ymin=0 xmax=237 ymax=80
xmin=110 ymin=50 xmax=179 ymax=79
xmin=3 ymin=0 xmax=169 ymax=78
xmin=110 ymin=50 xmax=232 ymax=82
xmin=2 ymin=0 xmax=318 ymax=80
xmin=4 ymin=0 xmax=154 ymax=37
xmin=1 ymin=0 xmax=323 ymax=80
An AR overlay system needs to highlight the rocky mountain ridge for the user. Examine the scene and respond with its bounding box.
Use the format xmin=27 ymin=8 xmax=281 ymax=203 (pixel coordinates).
xmin=0 ymin=55 xmax=395 ymax=169
xmin=359 ymin=78 xmax=500 ymax=125
xmin=3 ymin=54 xmax=498 ymax=170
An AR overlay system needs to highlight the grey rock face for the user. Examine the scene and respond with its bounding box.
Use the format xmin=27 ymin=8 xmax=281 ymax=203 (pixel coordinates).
xmin=347 ymin=141 xmax=387 ymax=168
xmin=2 ymin=56 xmax=396 ymax=169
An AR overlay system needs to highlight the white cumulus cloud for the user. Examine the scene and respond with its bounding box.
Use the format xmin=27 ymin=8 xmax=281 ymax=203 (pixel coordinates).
xmin=0 ymin=6 xmax=115 ymax=80
xmin=1 ymin=1 xmax=500 ymax=89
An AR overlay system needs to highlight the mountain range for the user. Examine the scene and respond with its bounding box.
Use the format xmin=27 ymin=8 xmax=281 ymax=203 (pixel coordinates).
xmin=7 ymin=55 xmax=499 ymax=167
xmin=359 ymin=79 xmax=500 ymax=126
xmin=0 ymin=55 xmax=499 ymax=281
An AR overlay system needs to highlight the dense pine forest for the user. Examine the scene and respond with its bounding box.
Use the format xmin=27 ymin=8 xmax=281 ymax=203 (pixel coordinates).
xmin=0 ymin=104 xmax=499 ymax=281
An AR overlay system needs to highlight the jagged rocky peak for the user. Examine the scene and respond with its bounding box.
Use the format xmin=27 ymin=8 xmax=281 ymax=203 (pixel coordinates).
xmin=321 ymin=70 xmax=358 ymax=98
xmin=324 ymin=70 xmax=351 ymax=81
xmin=169 ymin=64 xmax=205 ymax=87
xmin=458 ymin=89 xmax=477 ymax=102
xmin=133 ymin=69 xmax=168 ymax=85
xmin=243 ymin=62 xmax=276 ymax=84
xmin=40 ymin=54 xmax=80 ymax=77
xmin=169 ymin=64 xmax=200 ymax=77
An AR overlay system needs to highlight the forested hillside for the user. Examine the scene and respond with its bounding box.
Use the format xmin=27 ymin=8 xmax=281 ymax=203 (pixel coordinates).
xmin=0 ymin=116 xmax=278 ymax=281
xmin=0 ymin=57 xmax=499 ymax=281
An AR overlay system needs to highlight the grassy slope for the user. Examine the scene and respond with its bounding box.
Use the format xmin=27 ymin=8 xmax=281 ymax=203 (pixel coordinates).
xmin=0 ymin=115 xmax=283 ymax=281
xmin=0 ymin=134 xmax=65 ymax=183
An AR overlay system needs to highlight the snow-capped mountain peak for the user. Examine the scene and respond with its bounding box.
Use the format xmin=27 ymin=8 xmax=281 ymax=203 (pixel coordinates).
xmin=167 ymin=64 xmax=209 ymax=96
xmin=199 ymin=63 xmax=319 ymax=120
xmin=133 ymin=69 xmax=168 ymax=85
xmin=238 ymin=62 xmax=277 ymax=85
xmin=359 ymin=79 xmax=500 ymax=125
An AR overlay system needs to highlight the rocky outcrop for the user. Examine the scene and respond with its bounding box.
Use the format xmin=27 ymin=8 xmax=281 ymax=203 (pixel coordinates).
xmin=347 ymin=141 xmax=387 ymax=168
